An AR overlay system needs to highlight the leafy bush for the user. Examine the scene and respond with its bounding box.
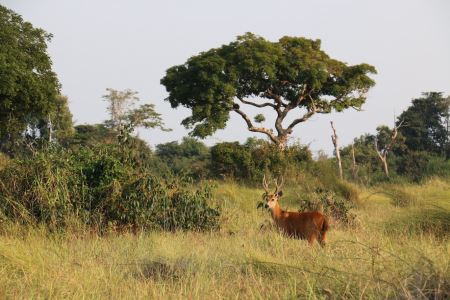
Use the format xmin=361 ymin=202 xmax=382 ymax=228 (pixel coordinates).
xmin=306 ymin=160 xmax=360 ymax=202
xmin=424 ymin=156 xmax=450 ymax=179
xmin=298 ymin=189 xmax=357 ymax=226
xmin=210 ymin=142 xmax=254 ymax=179
xmin=116 ymin=175 xmax=220 ymax=231
xmin=0 ymin=145 xmax=220 ymax=232
xmin=0 ymin=147 xmax=80 ymax=226
xmin=396 ymin=151 xmax=431 ymax=182
xmin=250 ymin=141 xmax=311 ymax=179
xmin=210 ymin=139 xmax=312 ymax=182
xmin=156 ymin=137 xmax=210 ymax=178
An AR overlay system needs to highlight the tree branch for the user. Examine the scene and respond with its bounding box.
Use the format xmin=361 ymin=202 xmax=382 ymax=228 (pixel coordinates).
xmin=232 ymin=108 xmax=278 ymax=144
xmin=272 ymin=85 xmax=309 ymax=136
xmin=285 ymin=95 xmax=320 ymax=133
xmin=286 ymin=109 xmax=317 ymax=132
xmin=238 ymin=97 xmax=276 ymax=109
xmin=265 ymin=89 xmax=287 ymax=108
xmin=383 ymin=120 xmax=404 ymax=155
xmin=374 ymin=138 xmax=385 ymax=160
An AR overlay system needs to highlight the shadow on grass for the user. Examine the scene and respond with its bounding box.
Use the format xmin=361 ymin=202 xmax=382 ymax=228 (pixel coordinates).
xmin=384 ymin=206 xmax=450 ymax=240
xmin=131 ymin=259 xmax=191 ymax=281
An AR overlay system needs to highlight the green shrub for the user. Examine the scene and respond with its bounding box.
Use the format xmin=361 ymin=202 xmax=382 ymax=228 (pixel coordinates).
xmin=156 ymin=138 xmax=210 ymax=179
xmin=298 ymin=189 xmax=357 ymax=226
xmin=424 ymin=156 xmax=450 ymax=178
xmin=210 ymin=142 xmax=254 ymax=179
xmin=117 ymin=175 xmax=220 ymax=231
xmin=396 ymin=151 xmax=431 ymax=182
xmin=250 ymin=141 xmax=311 ymax=179
xmin=306 ymin=160 xmax=360 ymax=202
xmin=0 ymin=147 xmax=81 ymax=226
xmin=0 ymin=145 xmax=220 ymax=232
xmin=210 ymin=139 xmax=312 ymax=182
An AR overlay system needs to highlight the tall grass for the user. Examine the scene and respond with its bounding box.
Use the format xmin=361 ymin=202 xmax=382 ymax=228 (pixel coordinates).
xmin=0 ymin=146 xmax=220 ymax=232
xmin=0 ymin=179 xmax=449 ymax=298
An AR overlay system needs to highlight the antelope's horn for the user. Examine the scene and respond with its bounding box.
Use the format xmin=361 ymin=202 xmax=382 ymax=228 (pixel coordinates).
xmin=262 ymin=175 xmax=269 ymax=193
xmin=275 ymin=176 xmax=284 ymax=194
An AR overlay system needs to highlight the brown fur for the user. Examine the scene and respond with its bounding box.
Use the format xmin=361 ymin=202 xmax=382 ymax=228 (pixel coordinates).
xmin=269 ymin=202 xmax=329 ymax=246
xmin=262 ymin=176 xmax=329 ymax=246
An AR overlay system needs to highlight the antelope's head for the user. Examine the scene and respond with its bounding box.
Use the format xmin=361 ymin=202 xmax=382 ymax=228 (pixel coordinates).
xmin=262 ymin=175 xmax=284 ymax=210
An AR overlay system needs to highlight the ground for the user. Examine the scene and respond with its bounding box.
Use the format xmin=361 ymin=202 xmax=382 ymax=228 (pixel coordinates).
xmin=0 ymin=179 xmax=449 ymax=299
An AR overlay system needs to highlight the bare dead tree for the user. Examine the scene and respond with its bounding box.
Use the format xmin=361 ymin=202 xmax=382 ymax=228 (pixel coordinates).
xmin=374 ymin=121 xmax=404 ymax=177
xmin=330 ymin=121 xmax=343 ymax=180
xmin=351 ymin=143 xmax=358 ymax=180
xmin=47 ymin=115 xmax=53 ymax=143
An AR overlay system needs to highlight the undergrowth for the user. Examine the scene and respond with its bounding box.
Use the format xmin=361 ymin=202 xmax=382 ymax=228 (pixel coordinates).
xmin=0 ymin=145 xmax=220 ymax=232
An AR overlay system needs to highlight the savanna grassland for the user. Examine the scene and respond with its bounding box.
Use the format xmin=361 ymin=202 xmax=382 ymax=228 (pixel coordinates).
xmin=0 ymin=179 xmax=448 ymax=299
xmin=1 ymin=4 xmax=450 ymax=300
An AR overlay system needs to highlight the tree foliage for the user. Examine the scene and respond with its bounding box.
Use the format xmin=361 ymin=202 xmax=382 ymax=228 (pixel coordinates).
xmin=161 ymin=33 xmax=376 ymax=149
xmin=0 ymin=5 xmax=60 ymax=152
xmin=397 ymin=92 xmax=449 ymax=156
xmin=156 ymin=137 xmax=210 ymax=178
xmin=38 ymin=94 xmax=74 ymax=142
xmin=103 ymin=88 xmax=169 ymax=133
xmin=210 ymin=138 xmax=311 ymax=181
xmin=102 ymin=88 xmax=170 ymax=147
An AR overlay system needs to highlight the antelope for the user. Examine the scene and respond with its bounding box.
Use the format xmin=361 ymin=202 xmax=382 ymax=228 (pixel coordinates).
xmin=262 ymin=176 xmax=329 ymax=246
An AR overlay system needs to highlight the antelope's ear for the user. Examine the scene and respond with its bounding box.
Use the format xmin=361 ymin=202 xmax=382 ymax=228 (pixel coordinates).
xmin=276 ymin=190 xmax=283 ymax=197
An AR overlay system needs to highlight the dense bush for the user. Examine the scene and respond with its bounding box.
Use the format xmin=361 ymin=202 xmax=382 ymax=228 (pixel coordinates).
xmin=156 ymin=137 xmax=210 ymax=178
xmin=0 ymin=145 xmax=220 ymax=232
xmin=395 ymin=151 xmax=431 ymax=182
xmin=210 ymin=139 xmax=312 ymax=181
xmin=306 ymin=159 xmax=360 ymax=202
xmin=297 ymin=189 xmax=357 ymax=226
xmin=394 ymin=151 xmax=450 ymax=182
xmin=210 ymin=142 xmax=254 ymax=179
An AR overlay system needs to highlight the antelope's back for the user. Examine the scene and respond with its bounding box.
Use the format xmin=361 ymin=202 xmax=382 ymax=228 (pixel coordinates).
xmin=284 ymin=211 xmax=327 ymax=236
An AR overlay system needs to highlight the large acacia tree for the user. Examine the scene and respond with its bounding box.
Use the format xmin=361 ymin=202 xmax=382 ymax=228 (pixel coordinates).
xmin=161 ymin=33 xmax=377 ymax=150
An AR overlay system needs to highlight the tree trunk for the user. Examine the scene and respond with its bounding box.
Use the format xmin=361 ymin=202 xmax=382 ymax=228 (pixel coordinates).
xmin=47 ymin=115 xmax=53 ymax=143
xmin=381 ymin=157 xmax=389 ymax=177
xmin=275 ymin=135 xmax=288 ymax=151
xmin=330 ymin=122 xmax=343 ymax=180
xmin=351 ymin=143 xmax=358 ymax=180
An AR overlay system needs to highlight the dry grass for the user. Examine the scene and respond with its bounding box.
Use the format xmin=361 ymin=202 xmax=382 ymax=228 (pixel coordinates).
xmin=0 ymin=179 xmax=449 ymax=299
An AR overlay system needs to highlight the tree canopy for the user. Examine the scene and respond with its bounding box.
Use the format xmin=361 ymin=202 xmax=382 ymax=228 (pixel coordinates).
xmin=397 ymin=92 xmax=449 ymax=156
xmin=161 ymin=33 xmax=376 ymax=149
xmin=0 ymin=5 xmax=60 ymax=151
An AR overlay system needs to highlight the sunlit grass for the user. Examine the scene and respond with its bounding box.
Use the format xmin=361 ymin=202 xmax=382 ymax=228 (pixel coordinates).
xmin=0 ymin=179 xmax=449 ymax=298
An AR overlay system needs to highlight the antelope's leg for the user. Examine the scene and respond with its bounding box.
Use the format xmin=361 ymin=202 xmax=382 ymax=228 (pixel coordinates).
xmin=307 ymin=232 xmax=318 ymax=246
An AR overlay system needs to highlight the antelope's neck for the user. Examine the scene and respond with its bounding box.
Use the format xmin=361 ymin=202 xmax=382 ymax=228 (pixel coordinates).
xmin=270 ymin=203 xmax=284 ymax=221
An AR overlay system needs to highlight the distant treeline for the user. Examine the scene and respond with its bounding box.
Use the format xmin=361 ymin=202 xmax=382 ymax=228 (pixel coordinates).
xmin=1 ymin=92 xmax=449 ymax=185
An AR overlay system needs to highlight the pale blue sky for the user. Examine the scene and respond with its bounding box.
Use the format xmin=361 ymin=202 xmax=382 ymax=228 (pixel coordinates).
xmin=2 ymin=0 xmax=450 ymax=154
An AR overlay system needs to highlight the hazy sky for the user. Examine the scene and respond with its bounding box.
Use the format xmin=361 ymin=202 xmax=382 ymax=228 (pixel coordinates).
xmin=3 ymin=0 xmax=450 ymax=154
